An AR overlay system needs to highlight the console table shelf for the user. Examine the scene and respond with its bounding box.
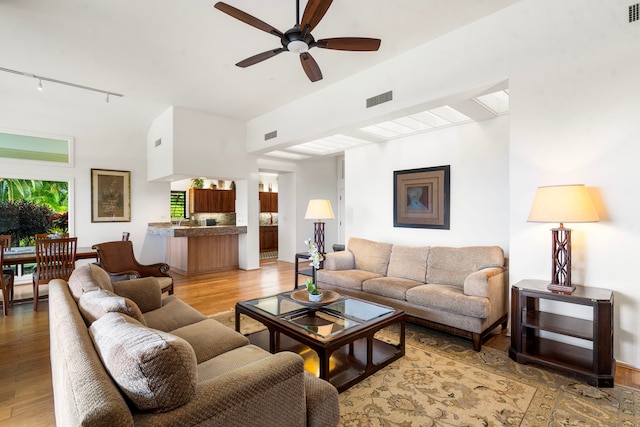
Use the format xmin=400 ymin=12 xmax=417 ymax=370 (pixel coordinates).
xmin=509 ymin=279 xmax=615 ymax=387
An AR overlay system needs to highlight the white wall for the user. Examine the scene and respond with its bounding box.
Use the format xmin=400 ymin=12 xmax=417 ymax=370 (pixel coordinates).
xmin=245 ymin=0 xmax=640 ymax=367
xmin=0 ymin=92 xmax=169 ymax=264
xmin=346 ymin=116 xmax=509 ymax=250
xmin=1 ymin=0 xmax=637 ymax=368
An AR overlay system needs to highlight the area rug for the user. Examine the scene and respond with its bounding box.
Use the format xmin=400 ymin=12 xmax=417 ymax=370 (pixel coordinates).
xmin=211 ymin=310 xmax=639 ymax=426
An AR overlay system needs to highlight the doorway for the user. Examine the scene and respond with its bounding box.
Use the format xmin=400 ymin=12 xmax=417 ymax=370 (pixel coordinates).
xmin=258 ymin=172 xmax=278 ymax=259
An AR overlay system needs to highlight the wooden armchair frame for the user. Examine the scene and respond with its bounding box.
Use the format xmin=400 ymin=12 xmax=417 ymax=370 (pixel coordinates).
xmin=92 ymin=240 xmax=174 ymax=294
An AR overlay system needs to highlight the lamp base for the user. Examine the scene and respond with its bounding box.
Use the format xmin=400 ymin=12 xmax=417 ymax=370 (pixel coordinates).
xmin=546 ymin=283 xmax=576 ymax=293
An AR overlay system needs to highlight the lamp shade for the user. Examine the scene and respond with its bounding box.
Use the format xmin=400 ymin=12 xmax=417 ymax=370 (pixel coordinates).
xmin=528 ymin=184 xmax=599 ymax=224
xmin=304 ymin=199 xmax=335 ymax=220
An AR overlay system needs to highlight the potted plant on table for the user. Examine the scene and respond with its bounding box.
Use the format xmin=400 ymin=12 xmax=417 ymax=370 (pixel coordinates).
xmin=304 ymin=238 xmax=324 ymax=302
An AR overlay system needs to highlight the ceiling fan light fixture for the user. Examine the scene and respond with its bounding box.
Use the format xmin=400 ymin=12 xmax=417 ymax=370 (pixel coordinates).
xmin=288 ymin=40 xmax=309 ymax=53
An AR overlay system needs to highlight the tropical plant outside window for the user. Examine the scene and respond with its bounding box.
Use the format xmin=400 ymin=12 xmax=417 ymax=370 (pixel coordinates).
xmin=0 ymin=178 xmax=69 ymax=247
xmin=170 ymin=191 xmax=187 ymax=219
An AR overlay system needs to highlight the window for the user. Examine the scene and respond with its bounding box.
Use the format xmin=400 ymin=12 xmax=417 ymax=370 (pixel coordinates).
xmin=0 ymin=178 xmax=69 ymax=246
xmin=0 ymin=128 xmax=73 ymax=166
xmin=171 ymin=191 xmax=186 ymax=219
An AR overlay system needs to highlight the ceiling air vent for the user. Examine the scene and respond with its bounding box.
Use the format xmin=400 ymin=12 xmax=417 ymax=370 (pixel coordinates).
xmin=366 ymin=90 xmax=393 ymax=108
xmin=630 ymin=3 xmax=639 ymax=22
xmin=264 ymin=130 xmax=277 ymax=141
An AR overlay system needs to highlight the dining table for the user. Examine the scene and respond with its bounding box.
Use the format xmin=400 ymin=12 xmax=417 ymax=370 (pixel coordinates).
xmin=2 ymin=246 xmax=98 ymax=266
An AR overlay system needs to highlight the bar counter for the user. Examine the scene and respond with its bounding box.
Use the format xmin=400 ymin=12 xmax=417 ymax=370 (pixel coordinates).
xmin=148 ymin=223 xmax=247 ymax=275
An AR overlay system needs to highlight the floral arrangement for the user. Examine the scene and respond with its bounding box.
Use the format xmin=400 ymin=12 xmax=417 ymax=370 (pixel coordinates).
xmin=304 ymin=238 xmax=323 ymax=295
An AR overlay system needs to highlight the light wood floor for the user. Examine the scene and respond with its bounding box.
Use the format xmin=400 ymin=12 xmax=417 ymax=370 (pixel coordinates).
xmin=0 ymin=259 xmax=637 ymax=426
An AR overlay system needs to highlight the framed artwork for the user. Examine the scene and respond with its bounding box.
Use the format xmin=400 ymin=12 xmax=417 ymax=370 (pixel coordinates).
xmin=91 ymin=168 xmax=131 ymax=222
xmin=393 ymin=165 xmax=450 ymax=229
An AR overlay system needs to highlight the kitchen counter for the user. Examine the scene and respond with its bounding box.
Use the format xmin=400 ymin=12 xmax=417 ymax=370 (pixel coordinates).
xmin=147 ymin=223 xmax=247 ymax=237
xmin=148 ymin=223 xmax=247 ymax=275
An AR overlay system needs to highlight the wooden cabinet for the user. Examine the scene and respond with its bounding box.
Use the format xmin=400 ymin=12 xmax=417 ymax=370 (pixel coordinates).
xmin=259 ymin=192 xmax=278 ymax=212
xmin=259 ymin=226 xmax=278 ymax=252
xmin=509 ymin=279 xmax=615 ymax=387
xmin=189 ymin=189 xmax=235 ymax=213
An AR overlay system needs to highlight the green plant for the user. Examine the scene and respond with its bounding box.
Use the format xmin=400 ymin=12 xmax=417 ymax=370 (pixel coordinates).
xmin=190 ymin=178 xmax=204 ymax=189
xmin=306 ymin=278 xmax=319 ymax=295
xmin=0 ymin=200 xmax=55 ymax=245
xmin=0 ymin=178 xmax=68 ymax=213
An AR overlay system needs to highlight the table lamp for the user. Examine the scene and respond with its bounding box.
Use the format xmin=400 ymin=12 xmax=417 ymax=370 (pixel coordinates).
xmin=527 ymin=184 xmax=599 ymax=292
xmin=304 ymin=199 xmax=335 ymax=253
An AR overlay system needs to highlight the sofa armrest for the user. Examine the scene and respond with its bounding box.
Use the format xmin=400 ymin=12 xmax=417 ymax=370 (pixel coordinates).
xmin=135 ymin=352 xmax=309 ymax=426
xmin=324 ymin=251 xmax=355 ymax=271
xmin=111 ymin=277 xmax=162 ymax=313
xmin=463 ymin=267 xmax=504 ymax=298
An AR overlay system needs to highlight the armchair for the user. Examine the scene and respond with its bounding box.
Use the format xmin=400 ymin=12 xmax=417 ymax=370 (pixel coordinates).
xmin=92 ymin=240 xmax=174 ymax=295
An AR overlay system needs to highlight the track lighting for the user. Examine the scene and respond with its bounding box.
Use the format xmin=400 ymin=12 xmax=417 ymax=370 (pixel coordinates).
xmin=0 ymin=66 xmax=123 ymax=101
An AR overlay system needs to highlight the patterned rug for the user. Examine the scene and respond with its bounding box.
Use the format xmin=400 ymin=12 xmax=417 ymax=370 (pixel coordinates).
xmin=259 ymin=250 xmax=278 ymax=260
xmin=211 ymin=310 xmax=639 ymax=426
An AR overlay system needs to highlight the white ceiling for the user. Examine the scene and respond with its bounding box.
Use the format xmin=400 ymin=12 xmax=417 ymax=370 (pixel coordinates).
xmin=0 ymin=0 xmax=518 ymax=126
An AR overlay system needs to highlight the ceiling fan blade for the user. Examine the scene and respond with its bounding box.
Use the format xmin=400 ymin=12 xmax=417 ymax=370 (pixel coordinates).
xmin=316 ymin=37 xmax=381 ymax=51
xmin=214 ymin=2 xmax=284 ymax=38
xmin=300 ymin=0 xmax=333 ymax=34
xmin=300 ymin=52 xmax=323 ymax=82
xmin=236 ymin=48 xmax=285 ymax=68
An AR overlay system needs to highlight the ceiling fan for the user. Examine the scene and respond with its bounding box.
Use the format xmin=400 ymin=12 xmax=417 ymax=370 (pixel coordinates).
xmin=214 ymin=0 xmax=381 ymax=82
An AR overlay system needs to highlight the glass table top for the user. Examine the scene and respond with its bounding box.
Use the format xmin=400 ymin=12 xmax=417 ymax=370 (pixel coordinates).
xmin=245 ymin=294 xmax=306 ymax=316
xmin=242 ymin=292 xmax=396 ymax=338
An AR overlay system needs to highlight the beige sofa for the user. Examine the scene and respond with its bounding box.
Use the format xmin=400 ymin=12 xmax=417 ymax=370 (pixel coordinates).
xmin=49 ymin=264 xmax=339 ymax=426
xmin=316 ymin=237 xmax=507 ymax=351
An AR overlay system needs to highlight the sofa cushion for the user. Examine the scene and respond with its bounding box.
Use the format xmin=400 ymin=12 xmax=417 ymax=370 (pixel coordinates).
xmin=89 ymin=312 xmax=197 ymax=412
xmin=197 ymin=344 xmax=271 ymax=382
xmin=78 ymin=289 xmax=146 ymax=325
xmin=426 ymin=246 xmax=504 ymax=287
xmin=386 ymin=245 xmax=430 ymax=283
xmin=142 ymin=296 xmax=207 ymax=332
xmin=68 ymin=264 xmax=114 ymax=301
xmin=363 ymin=277 xmax=423 ymax=300
xmin=316 ymin=269 xmax=382 ymax=291
xmin=170 ymin=318 xmax=249 ymax=363
xmin=348 ymin=237 xmax=393 ymax=276
xmin=406 ymin=284 xmax=489 ymax=318
xmin=324 ymin=250 xmax=355 ymax=271
xmin=112 ymin=278 xmax=163 ymax=313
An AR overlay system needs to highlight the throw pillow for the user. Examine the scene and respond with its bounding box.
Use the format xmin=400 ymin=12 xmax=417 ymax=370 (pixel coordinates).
xmin=89 ymin=312 xmax=197 ymax=412
xmin=68 ymin=264 xmax=114 ymax=301
xmin=78 ymin=288 xmax=146 ymax=325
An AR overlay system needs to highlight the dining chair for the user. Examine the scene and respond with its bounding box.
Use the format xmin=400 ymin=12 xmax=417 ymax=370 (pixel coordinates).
xmin=122 ymin=232 xmax=130 ymax=241
xmin=0 ymin=235 xmax=16 ymax=275
xmin=92 ymin=240 xmax=174 ymax=295
xmin=0 ymin=240 xmax=15 ymax=316
xmin=33 ymin=237 xmax=77 ymax=311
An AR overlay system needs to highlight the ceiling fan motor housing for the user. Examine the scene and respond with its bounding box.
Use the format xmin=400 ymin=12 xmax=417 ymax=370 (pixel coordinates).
xmin=282 ymin=27 xmax=315 ymax=53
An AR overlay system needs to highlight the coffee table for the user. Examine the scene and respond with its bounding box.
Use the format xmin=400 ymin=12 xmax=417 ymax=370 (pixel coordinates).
xmin=235 ymin=291 xmax=405 ymax=392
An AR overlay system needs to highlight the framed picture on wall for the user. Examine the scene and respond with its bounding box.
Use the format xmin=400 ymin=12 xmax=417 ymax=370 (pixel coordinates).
xmin=91 ymin=168 xmax=131 ymax=222
xmin=393 ymin=165 xmax=450 ymax=229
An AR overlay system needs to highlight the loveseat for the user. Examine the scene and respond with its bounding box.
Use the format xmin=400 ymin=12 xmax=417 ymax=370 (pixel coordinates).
xmin=316 ymin=237 xmax=507 ymax=351
xmin=49 ymin=264 xmax=340 ymax=426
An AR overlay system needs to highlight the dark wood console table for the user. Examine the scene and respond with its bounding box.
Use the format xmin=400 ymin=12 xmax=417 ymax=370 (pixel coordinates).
xmin=509 ymin=279 xmax=615 ymax=387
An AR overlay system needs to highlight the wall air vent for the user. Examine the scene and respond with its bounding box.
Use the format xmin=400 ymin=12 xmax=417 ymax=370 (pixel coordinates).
xmin=630 ymin=3 xmax=639 ymax=22
xmin=264 ymin=130 xmax=277 ymax=141
xmin=154 ymin=138 xmax=162 ymax=147
xmin=366 ymin=90 xmax=393 ymax=108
